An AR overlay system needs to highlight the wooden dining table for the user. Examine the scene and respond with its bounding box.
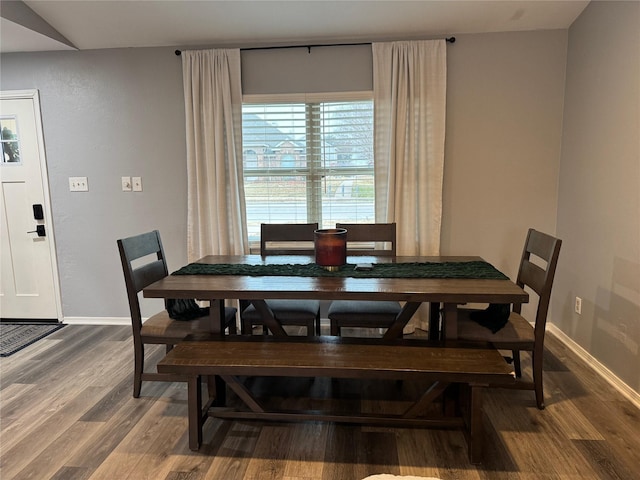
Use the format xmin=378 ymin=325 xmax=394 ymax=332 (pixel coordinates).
xmin=143 ymin=254 xmax=528 ymax=340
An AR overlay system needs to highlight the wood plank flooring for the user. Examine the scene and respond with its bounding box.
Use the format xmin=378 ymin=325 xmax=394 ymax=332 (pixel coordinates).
xmin=1 ymin=324 xmax=639 ymax=480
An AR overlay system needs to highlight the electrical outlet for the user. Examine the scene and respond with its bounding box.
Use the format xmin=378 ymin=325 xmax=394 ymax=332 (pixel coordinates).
xmin=69 ymin=177 xmax=88 ymax=192
xmin=574 ymin=296 xmax=582 ymax=315
xmin=132 ymin=176 xmax=142 ymax=192
xmin=122 ymin=176 xmax=132 ymax=191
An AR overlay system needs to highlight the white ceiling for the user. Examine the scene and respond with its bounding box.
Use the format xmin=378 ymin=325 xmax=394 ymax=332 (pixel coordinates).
xmin=1 ymin=0 xmax=590 ymax=54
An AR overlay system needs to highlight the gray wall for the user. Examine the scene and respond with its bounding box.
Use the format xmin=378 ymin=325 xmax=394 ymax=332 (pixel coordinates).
xmin=441 ymin=30 xmax=566 ymax=273
xmin=242 ymin=43 xmax=373 ymax=94
xmin=553 ymin=1 xmax=640 ymax=393
xmin=1 ymin=48 xmax=188 ymax=319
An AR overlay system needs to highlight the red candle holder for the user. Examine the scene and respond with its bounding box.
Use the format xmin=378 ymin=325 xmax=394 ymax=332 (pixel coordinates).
xmin=314 ymin=228 xmax=347 ymax=271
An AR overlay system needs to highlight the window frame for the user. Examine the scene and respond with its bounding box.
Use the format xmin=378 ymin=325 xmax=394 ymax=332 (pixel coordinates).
xmin=242 ymin=91 xmax=375 ymax=250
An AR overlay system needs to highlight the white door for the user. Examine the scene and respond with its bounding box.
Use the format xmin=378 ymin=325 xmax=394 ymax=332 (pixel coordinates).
xmin=0 ymin=90 xmax=61 ymax=321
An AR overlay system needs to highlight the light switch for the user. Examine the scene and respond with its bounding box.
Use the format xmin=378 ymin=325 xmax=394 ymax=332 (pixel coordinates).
xmin=69 ymin=177 xmax=88 ymax=192
xmin=132 ymin=177 xmax=142 ymax=192
xmin=122 ymin=176 xmax=132 ymax=191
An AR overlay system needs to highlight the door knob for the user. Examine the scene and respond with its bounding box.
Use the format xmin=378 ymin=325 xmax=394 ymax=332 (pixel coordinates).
xmin=27 ymin=225 xmax=46 ymax=237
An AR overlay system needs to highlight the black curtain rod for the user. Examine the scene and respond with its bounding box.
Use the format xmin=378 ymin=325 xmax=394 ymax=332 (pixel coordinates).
xmin=175 ymin=37 xmax=455 ymax=56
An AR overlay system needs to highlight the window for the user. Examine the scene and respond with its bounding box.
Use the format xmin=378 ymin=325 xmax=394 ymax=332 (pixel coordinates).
xmin=242 ymin=94 xmax=374 ymax=243
xmin=1 ymin=117 xmax=21 ymax=164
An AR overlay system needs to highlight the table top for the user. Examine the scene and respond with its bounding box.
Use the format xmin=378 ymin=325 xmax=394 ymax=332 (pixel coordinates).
xmin=143 ymin=254 xmax=529 ymax=305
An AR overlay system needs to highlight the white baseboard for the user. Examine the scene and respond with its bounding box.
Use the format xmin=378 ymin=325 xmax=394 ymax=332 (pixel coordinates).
xmin=548 ymin=323 xmax=640 ymax=409
xmin=63 ymin=317 xmax=130 ymax=326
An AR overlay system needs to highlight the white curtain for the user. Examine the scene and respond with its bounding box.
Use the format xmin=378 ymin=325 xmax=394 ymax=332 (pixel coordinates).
xmin=373 ymin=40 xmax=447 ymax=256
xmin=373 ymin=40 xmax=447 ymax=331
xmin=182 ymin=49 xmax=249 ymax=260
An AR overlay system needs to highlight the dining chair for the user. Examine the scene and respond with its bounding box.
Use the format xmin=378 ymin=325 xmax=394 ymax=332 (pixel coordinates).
xmin=241 ymin=223 xmax=321 ymax=336
xmin=455 ymin=228 xmax=562 ymax=409
xmin=117 ymin=230 xmax=237 ymax=397
xmin=327 ymin=223 xmax=403 ymax=337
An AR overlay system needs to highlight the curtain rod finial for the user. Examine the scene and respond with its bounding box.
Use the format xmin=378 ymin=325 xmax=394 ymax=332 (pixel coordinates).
xmin=175 ymin=50 xmax=182 ymax=56
xmin=446 ymin=37 xmax=456 ymax=43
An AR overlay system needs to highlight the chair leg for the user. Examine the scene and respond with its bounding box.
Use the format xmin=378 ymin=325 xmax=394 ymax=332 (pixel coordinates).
xmin=241 ymin=318 xmax=252 ymax=335
xmin=512 ymin=350 xmax=522 ymax=378
xmin=230 ymin=321 xmax=238 ymax=335
xmin=330 ymin=321 xmax=340 ymax=336
xmin=307 ymin=319 xmax=315 ymax=337
xmin=315 ymin=313 xmax=321 ymax=336
xmin=133 ymin=342 xmax=144 ymax=398
xmin=532 ymin=347 xmax=545 ymax=410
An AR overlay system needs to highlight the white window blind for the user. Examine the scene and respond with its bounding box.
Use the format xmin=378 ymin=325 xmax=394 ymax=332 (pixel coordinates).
xmin=242 ymin=97 xmax=374 ymax=243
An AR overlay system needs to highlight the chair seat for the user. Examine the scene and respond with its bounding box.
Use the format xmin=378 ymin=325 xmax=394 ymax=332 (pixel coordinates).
xmin=328 ymin=300 xmax=401 ymax=325
xmin=328 ymin=300 xmax=402 ymax=336
xmin=457 ymin=308 xmax=535 ymax=346
xmin=140 ymin=307 xmax=237 ymax=341
xmin=242 ymin=299 xmax=320 ymax=323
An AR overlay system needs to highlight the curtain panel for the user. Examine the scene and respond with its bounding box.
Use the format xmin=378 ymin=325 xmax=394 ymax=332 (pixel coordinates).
xmin=372 ymin=40 xmax=447 ymax=256
xmin=182 ymin=49 xmax=249 ymax=260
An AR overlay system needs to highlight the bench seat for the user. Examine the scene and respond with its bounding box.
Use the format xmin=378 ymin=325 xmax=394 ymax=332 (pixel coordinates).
xmin=157 ymin=335 xmax=514 ymax=464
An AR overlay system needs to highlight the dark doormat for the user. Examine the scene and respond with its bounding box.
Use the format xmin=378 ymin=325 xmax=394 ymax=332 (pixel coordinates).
xmin=0 ymin=323 xmax=66 ymax=357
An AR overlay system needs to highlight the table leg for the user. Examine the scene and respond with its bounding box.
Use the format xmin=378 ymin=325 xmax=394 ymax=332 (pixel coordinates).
xmin=468 ymin=384 xmax=484 ymax=464
xmin=207 ymin=299 xmax=225 ymax=335
xmin=428 ymin=302 xmax=442 ymax=340
xmin=383 ymin=302 xmax=421 ymax=339
xmin=204 ymin=374 xmax=227 ymax=407
xmin=442 ymin=302 xmax=458 ymax=340
xmin=251 ymin=299 xmax=288 ymax=336
xmin=215 ymin=375 xmax=227 ymax=406
xmin=203 ymin=301 xmax=227 ymax=409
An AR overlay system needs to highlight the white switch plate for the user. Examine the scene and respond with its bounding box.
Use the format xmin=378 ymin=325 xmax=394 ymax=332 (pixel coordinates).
xmin=69 ymin=177 xmax=88 ymax=192
xmin=132 ymin=176 xmax=142 ymax=192
xmin=122 ymin=176 xmax=132 ymax=191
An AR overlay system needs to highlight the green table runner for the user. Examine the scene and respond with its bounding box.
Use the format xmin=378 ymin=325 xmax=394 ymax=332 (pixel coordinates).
xmin=173 ymin=261 xmax=509 ymax=280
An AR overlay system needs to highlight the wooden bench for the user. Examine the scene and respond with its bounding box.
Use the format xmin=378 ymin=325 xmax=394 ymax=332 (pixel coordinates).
xmin=157 ymin=335 xmax=515 ymax=464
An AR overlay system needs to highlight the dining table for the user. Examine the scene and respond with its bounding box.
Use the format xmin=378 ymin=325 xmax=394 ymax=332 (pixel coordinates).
xmin=143 ymin=254 xmax=528 ymax=340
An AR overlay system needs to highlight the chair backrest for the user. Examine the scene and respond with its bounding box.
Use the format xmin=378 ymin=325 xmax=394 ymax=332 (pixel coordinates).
xmin=260 ymin=223 xmax=319 ymax=255
xmin=117 ymin=230 xmax=168 ymax=333
xmin=515 ymin=228 xmax=562 ymax=337
xmin=336 ymin=223 xmax=397 ymax=256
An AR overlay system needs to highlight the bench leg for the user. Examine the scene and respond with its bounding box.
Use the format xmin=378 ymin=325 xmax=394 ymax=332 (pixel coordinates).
xmin=188 ymin=375 xmax=203 ymax=451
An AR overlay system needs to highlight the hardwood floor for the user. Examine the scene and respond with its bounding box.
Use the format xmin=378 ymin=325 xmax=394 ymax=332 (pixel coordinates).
xmin=1 ymin=324 xmax=639 ymax=480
